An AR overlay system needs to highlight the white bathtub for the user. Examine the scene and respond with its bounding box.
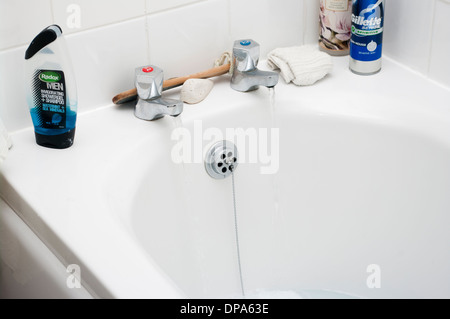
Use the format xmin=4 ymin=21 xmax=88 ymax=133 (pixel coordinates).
xmin=1 ymin=57 xmax=450 ymax=298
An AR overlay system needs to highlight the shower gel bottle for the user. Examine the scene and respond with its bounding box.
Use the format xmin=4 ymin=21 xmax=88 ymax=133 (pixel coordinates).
xmin=25 ymin=25 xmax=77 ymax=149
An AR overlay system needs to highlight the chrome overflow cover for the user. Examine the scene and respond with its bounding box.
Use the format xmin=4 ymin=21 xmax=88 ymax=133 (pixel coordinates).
xmin=205 ymin=141 xmax=238 ymax=179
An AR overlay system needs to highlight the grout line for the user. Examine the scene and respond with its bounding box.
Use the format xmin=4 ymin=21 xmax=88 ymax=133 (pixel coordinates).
xmin=0 ymin=14 xmax=150 ymax=51
xmin=426 ymin=0 xmax=438 ymax=76
xmin=63 ymin=14 xmax=148 ymax=36
xmin=0 ymin=0 xmax=209 ymax=53
xmin=226 ymin=0 xmax=232 ymax=42
xmin=384 ymin=55 xmax=450 ymax=93
xmin=302 ymin=0 xmax=308 ymax=45
xmin=145 ymin=0 xmax=206 ymax=16
xmin=1 ymin=0 xmax=55 ymax=51
xmin=49 ymin=0 xmax=56 ymax=24
xmin=31 ymin=0 xmax=206 ymax=39
xmin=0 ymin=43 xmax=28 ymax=53
xmin=144 ymin=0 xmax=151 ymax=65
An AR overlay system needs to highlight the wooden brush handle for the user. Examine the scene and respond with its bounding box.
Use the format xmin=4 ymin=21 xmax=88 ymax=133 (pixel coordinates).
xmin=112 ymin=63 xmax=230 ymax=105
xmin=164 ymin=63 xmax=230 ymax=89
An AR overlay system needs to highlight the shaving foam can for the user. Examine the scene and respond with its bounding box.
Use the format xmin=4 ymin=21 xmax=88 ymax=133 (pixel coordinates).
xmin=349 ymin=0 xmax=385 ymax=75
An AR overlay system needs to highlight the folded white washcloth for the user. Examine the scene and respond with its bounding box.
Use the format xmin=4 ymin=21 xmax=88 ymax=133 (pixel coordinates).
xmin=0 ymin=118 xmax=13 ymax=163
xmin=267 ymin=45 xmax=333 ymax=86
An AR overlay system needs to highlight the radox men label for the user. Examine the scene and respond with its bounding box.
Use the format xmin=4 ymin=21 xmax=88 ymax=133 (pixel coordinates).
xmin=32 ymin=70 xmax=67 ymax=129
xmin=349 ymin=0 xmax=385 ymax=75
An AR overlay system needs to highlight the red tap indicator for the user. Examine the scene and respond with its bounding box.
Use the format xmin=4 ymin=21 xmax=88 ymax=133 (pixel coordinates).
xmin=142 ymin=67 xmax=154 ymax=73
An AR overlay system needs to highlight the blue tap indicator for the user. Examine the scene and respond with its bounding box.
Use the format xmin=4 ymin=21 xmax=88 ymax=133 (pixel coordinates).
xmin=240 ymin=40 xmax=251 ymax=46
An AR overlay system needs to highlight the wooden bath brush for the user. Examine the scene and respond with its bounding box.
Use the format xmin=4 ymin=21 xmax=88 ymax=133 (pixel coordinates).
xmin=112 ymin=63 xmax=231 ymax=105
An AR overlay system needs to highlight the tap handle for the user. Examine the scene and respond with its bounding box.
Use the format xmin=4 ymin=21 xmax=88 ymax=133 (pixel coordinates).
xmin=135 ymin=65 xmax=164 ymax=100
xmin=232 ymin=39 xmax=260 ymax=72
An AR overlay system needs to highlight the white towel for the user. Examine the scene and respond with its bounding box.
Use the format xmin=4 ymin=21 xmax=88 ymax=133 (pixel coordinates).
xmin=267 ymin=45 xmax=333 ymax=86
xmin=0 ymin=118 xmax=13 ymax=163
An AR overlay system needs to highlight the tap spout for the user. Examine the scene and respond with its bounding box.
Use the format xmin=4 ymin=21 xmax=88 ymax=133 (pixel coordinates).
xmin=231 ymin=69 xmax=279 ymax=92
xmin=135 ymin=97 xmax=183 ymax=121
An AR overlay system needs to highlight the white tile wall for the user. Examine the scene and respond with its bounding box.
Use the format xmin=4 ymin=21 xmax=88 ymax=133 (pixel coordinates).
xmin=0 ymin=0 xmax=53 ymax=51
xmin=52 ymin=0 xmax=146 ymax=34
xmin=230 ymin=0 xmax=304 ymax=57
xmin=383 ymin=0 xmax=435 ymax=75
xmin=0 ymin=46 xmax=29 ymax=132
xmin=147 ymin=0 xmax=230 ymax=79
xmin=429 ymin=0 xmax=450 ymax=88
xmin=1 ymin=0 xmax=450 ymax=133
xmin=66 ymin=18 xmax=149 ymax=113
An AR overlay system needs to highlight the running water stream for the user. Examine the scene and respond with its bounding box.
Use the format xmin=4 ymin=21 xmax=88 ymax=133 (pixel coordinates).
xmin=230 ymin=168 xmax=245 ymax=297
xmin=268 ymin=88 xmax=281 ymax=218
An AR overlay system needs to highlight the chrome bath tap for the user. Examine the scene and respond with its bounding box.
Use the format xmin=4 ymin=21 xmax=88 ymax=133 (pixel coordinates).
xmin=230 ymin=39 xmax=279 ymax=92
xmin=134 ymin=65 xmax=183 ymax=120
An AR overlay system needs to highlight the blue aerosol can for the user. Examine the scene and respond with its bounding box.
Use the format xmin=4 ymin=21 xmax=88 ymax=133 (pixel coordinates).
xmin=349 ymin=0 xmax=385 ymax=75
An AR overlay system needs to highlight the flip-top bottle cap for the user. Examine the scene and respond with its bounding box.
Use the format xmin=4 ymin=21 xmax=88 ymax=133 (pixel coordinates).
xmin=25 ymin=25 xmax=63 ymax=60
